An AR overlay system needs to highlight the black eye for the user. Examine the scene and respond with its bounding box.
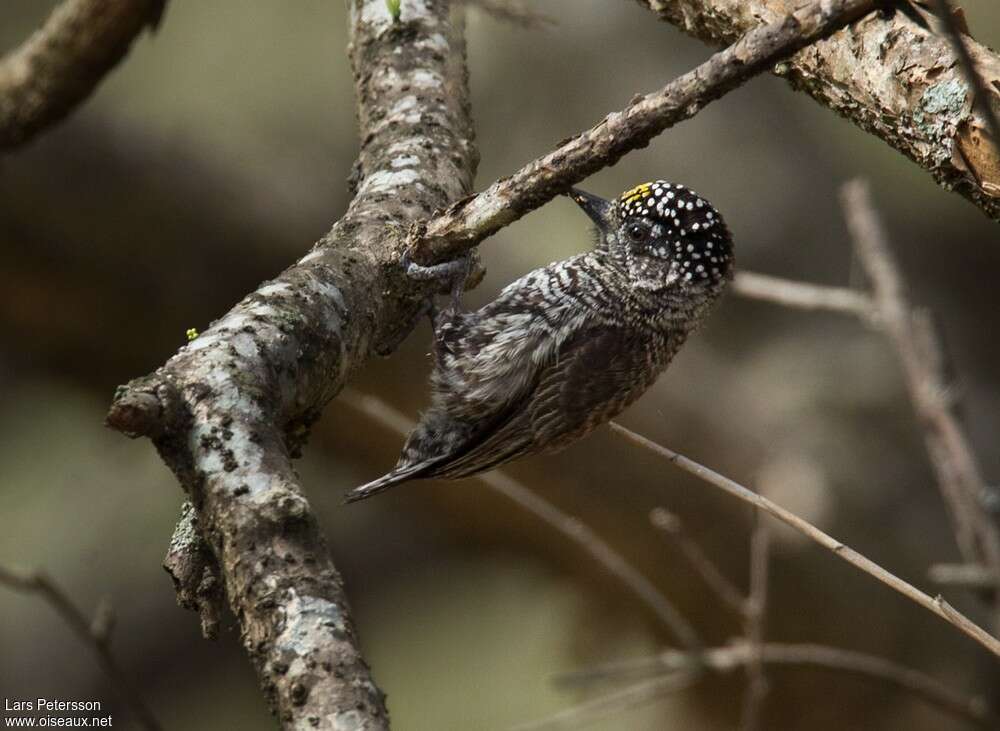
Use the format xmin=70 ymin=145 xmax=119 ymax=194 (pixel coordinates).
xmin=626 ymin=221 xmax=650 ymax=242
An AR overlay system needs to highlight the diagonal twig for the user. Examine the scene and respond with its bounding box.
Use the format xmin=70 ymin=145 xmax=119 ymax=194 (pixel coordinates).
xmin=0 ymin=565 xmax=162 ymax=731
xmin=841 ymin=179 xmax=1000 ymax=615
xmin=414 ymin=0 xmax=878 ymax=263
xmin=339 ymin=389 xmax=702 ymax=650
xmin=649 ymin=507 xmax=747 ymax=615
xmin=633 ymin=0 xmax=1000 ymax=220
xmin=555 ymin=641 xmax=995 ymax=727
xmin=608 ymin=422 xmax=1000 ymax=659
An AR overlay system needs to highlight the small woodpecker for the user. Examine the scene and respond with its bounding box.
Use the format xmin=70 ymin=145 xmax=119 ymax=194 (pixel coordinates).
xmin=346 ymin=181 xmax=734 ymax=503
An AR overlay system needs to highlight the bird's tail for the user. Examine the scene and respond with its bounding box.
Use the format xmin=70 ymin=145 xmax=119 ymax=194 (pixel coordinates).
xmin=343 ymin=458 xmax=440 ymax=504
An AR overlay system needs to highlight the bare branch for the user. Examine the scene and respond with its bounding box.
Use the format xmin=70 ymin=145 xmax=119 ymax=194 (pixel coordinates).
xmin=731 ymin=271 xmax=874 ymax=319
xmin=739 ymin=511 xmax=771 ymax=731
xmin=841 ymin=179 xmax=1000 ymax=600
xmin=414 ymin=0 xmax=877 ymax=263
xmin=511 ymin=673 xmax=699 ymax=731
xmin=0 ymin=565 xmax=162 ymax=730
xmin=0 ymin=0 xmax=165 ymax=149
xmin=633 ymin=0 xmax=1000 ymax=219
xmin=463 ymin=0 xmax=555 ymax=28
xmin=557 ymin=642 xmax=995 ymax=727
xmin=608 ymin=422 xmax=1000 ymax=658
xmin=929 ymin=0 xmax=1000 ymax=158
xmin=649 ymin=507 xmax=747 ymax=615
xmin=340 ymin=390 xmax=702 ymax=650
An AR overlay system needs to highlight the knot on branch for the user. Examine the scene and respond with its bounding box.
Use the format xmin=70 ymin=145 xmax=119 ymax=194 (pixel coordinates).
xmin=105 ymin=374 xmax=181 ymax=439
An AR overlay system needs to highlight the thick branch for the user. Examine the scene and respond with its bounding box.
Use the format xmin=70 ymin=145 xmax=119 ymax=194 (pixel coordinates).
xmin=106 ymin=0 xmax=477 ymax=727
xmin=0 ymin=0 xmax=165 ymax=149
xmin=413 ymin=0 xmax=877 ymax=263
xmin=632 ymin=0 xmax=1000 ymax=220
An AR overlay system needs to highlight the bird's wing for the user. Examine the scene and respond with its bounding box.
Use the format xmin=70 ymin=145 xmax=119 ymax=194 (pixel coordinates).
xmin=428 ymin=326 xmax=663 ymax=479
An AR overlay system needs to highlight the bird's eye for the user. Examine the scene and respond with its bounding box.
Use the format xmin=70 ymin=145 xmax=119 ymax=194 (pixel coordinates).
xmin=626 ymin=221 xmax=650 ymax=242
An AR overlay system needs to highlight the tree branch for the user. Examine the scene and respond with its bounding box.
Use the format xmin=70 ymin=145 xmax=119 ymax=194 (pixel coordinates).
xmin=413 ymin=0 xmax=877 ymax=263
xmin=731 ymin=271 xmax=875 ymax=319
xmin=632 ymin=0 xmax=1000 ymax=220
xmin=106 ymin=0 xmax=478 ymax=726
xmin=608 ymin=422 xmax=1000 ymax=659
xmin=841 ymin=179 xmax=1000 ymax=611
xmin=556 ymin=641 xmax=996 ymax=728
xmin=0 ymin=0 xmax=165 ymax=149
xmin=339 ymin=390 xmax=702 ymax=650
xmin=0 ymin=565 xmax=162 ymax=731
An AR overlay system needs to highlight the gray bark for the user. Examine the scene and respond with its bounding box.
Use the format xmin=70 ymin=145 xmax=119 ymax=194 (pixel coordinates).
xmin=632 ymin=0 xmax=1000 ymax=221
xmin=107 ymin=1 xmax=477 ymax=728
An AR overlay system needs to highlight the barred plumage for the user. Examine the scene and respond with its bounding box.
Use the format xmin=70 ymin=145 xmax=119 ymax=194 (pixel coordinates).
xmin=346 ymin=181 xmax=734 ymax=502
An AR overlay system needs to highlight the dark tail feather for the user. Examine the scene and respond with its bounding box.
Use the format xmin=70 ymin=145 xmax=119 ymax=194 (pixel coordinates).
xmin=343 ymin=459 xmax=439 ymax=504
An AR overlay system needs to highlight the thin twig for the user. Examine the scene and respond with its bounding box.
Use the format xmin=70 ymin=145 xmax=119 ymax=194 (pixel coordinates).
xmin=510 ymin=672 xmax=699 ymax=731
xmin=731 ymin=271 xmax=875 ymax=318
xmin=841 ymin=179 xmax=1000 ymax=602
xmin=463 ymin=0 xmax=555 ymax=28
xmin=414 ymin=0 xmax=877 ymax=262
xmin=929 ymin=0 xmax=1000 ymax=155
xmin=739 ymin=510 xmax=771 ymax=731
xmin=339 ymin=389 xmax=702 ymax=650
xmin=608 ymin=422 xmax=1000 ymax=659
xmin=0 ymin=565 xmax=162 ymax=731
xmin=649 ymin=507 xmax=747 ymax=615
xmin=556 ymin=642 xmax=994 ymax=727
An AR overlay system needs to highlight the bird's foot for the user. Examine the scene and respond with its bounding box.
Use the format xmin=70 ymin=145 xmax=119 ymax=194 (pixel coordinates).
xmin=402 ymin=249 xmax=473 ymax=312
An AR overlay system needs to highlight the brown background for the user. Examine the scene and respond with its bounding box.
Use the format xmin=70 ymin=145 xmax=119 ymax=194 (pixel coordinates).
xmin=1 ymin=1 xmax=999 ymax=728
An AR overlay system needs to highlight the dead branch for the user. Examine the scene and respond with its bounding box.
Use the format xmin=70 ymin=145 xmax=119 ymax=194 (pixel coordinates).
xmin=339 ymin=390 xmax=701 ymax=650
xmin=649 ymin=508 xmax=747 ymax=615
xmin=731 ymin=271 xmax=875 ymax=319
xmin=841 ymin=179 xmax=1000 ymax=613
xmin=608 ymin=422 xmax=1000 ymax=658
xmin=632 ymin=0 xmax=1000 ymax=219
xmin=0 ymin=564 xmax=162 ymax=730
xmin=556 ymin=641 xmax=995 ymax=727
xmin=0 ymin=0 xmax=165 ymax=149
xmin=414 ymin=0 xmax=878 ymax=263
xmin=511 ymin=673 xmax=699 ymax=731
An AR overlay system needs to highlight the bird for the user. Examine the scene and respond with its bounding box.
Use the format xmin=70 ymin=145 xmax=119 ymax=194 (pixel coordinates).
xmin=345 ymin=180 xmax=734 ymax=503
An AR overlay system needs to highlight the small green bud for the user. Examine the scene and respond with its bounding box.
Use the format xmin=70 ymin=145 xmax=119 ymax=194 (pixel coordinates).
xmin=386 ymin=0 xmax=401 ymax=22
xmin=186 ymin=327 xmax=199 ymax=341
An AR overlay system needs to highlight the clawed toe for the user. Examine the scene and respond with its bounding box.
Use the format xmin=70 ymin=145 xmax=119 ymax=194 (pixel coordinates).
xmin=401 ymin=249 xmax=472 ymax=311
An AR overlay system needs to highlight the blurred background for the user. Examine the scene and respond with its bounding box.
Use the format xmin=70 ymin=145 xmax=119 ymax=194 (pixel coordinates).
xmin=1 ymin=1 xmax=999 ymax=729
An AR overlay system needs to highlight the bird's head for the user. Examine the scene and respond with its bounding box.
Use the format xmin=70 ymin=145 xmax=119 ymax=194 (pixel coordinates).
xmin=569 ymin=181 xmax=734 ymax=294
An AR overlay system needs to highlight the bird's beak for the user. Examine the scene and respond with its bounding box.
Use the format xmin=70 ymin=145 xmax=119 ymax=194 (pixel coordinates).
xmin=568 ymin=188 xmax=613 ymax=232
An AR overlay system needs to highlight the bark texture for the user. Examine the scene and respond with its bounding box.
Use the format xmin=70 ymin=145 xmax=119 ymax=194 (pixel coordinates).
xmin=106 ymin=1 xmax=477 ymax=728
xmin=416 ymin=0 xmax=877 ymax=262
xmin=633 ymin=0 xmax=1000 ymax=221
xmin=0 ymin=0 xmax=165 ymax=149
